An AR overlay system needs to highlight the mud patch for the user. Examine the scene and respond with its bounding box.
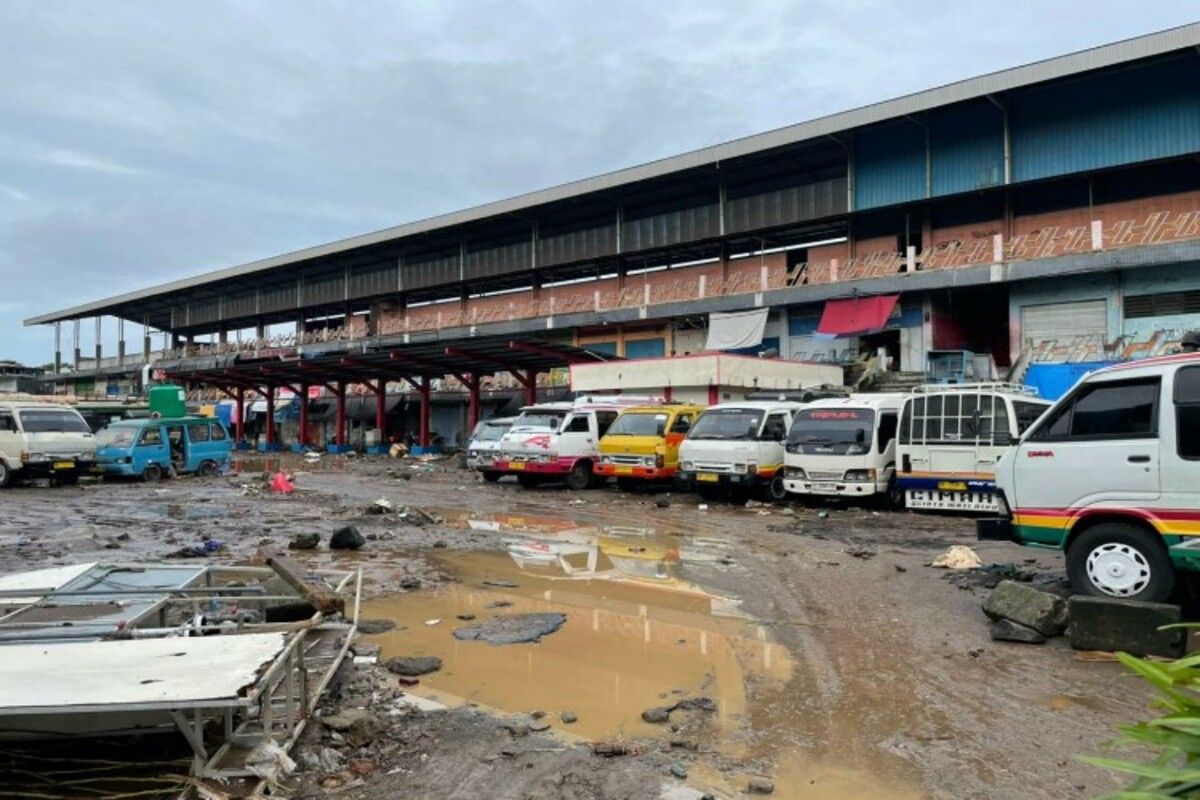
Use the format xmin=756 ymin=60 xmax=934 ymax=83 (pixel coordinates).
xmin=453 ymin=612 xmax=567 ymax=644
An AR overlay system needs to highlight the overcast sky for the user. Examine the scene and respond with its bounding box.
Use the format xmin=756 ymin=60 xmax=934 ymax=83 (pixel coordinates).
xmin=0 ymin=2 xmax=1196 ymax=364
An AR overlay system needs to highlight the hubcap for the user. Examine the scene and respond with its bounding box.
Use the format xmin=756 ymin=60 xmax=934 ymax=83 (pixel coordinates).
xmin=1086 ymin=542 xmax=1150 ymax=597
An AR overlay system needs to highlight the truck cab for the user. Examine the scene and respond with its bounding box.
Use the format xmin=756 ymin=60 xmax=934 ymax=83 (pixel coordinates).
xmin=0 ymin=402 xmax=96 ymax=488
xmin=979 ymin=353 xmax=1200 ymax=602
xmin=494 ymin=396 xmax=653 ymax=490
xmin=783 ymin=394 xmax=905 ymax=504
xmin=596 ymin=403 xmax=705 ymax=490
xmin=677 ymin=400 xmax=803 ymax=502
xmin=467 ymin=416 xmax=516 ymax=482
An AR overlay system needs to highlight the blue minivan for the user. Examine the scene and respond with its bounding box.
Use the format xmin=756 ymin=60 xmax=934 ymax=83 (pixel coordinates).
xmin=96 ymin=417 xmax=232 ymax=481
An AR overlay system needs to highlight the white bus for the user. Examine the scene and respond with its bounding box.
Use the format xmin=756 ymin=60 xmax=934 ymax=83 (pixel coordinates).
xmin=782 ymin=394 xmax=906 ymax=505
xmin=896 ymin=384 xmax=1051 ymax=512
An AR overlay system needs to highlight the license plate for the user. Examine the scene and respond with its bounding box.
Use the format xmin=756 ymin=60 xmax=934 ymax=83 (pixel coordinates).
xmin=812 ymin=482 xmax=838 ymax=493
xmin=53 ymin=461 xmax=75 ymax=470
xmin=697 ymin=472 xmax=719 ymax=483
xmin=509 ymin=462 xmax=525 ymax=471
xmin=615 ymin=466 xmax=634 ymax=475
xmin=937 ymin=481 xmax=967 ymax=492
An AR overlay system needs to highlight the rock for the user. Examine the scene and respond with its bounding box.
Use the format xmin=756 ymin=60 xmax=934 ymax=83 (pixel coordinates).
xmin=670 ymin=738 xmax=698 ymax=750
xmin=483 ymin=579 xmax=519 ymax=588
xmin=845 ymin=546 xmax=876 ymax=559
xmin=351 ymin=642 xmax=381 ymax=658
xmin=641 ymin=706 xmax=672 ymax=724
xmin=433 ymin=540 xmax=448 ymax=549
xmin=674 ymin=697 xmax=717 ymax=712
xmin=655 ymin=498 xmax=670 ymax=508
xmin=1068 ymin=595 xmax=1185 ymax=658
xmin=560 ymin=710 xmax=577 ymax=724
xmin=748 ymin=777 xmax=775 ymax=794
xmin=530 ymin=710 xmax=546 ymax=719
xmin=366 ymin=498 xmax=393 ymax=515
xmin=670 ymin=763 xmax=688 ymax=779
xmin=982 ymin=580 xmax=1068 ymax=637
xmin=931 ymin=545 xmax=983 ymax=570
xmin=288 ymin=532 xmax=320 ymax=550
xmin=348 ymin=759 xmax=377 ymax=776
xmin=592 ymin=742 xmax=630 ymax=757
xmin=329 ymin=525 xmax=365 ymax=550
xmin=989 ymin=618 xmax=1046 ymax=644
xmin=398 ymin=576 xmax=422 ymax=590
xmin=456 ymin=613 xmax=476 ymax=621
xmin=384 ymin=656 xmax=443 ymax=676
xmin=453 ymin=613 xmax=567 ymax=645
xmin=529 ymin=718 xmax=551 ymax=732
xmin=320 ymin=709 xmax=379 ymax=747
xmin=485 ymin=601 xmax=513 ymax=609
xmin=357 ymin=619 xmax=396 ymax=635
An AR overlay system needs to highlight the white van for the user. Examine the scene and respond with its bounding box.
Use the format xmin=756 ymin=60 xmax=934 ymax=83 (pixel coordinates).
xmin=494 ymin=396 xmax=655 ymax=490
xmin=896 ymin=384 xmax=1050 ymax=512
xmin=678 ymin=400 xmax=803 ymax=502
xmin=979 ymin=353 xmax=1200 ymax=602
xmin=0 ymin=402 xmax=97 ymax=487
xmin=783 ymin=394 xmax=905 ymax=504
xmin=466 ymin=416 xmax=516 ymax=482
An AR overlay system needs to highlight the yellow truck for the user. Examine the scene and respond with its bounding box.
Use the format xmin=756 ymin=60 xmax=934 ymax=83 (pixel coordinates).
xmin=596 ymin=403 xmax=705 ymax=490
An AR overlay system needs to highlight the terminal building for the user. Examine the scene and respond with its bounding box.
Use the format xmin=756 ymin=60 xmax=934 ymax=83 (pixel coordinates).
xmin=25 ymin=24 xmax=1200 ymax=450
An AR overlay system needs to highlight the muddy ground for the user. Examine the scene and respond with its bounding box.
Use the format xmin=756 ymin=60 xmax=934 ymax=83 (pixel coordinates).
xmin=0 ymin=454 xmax=1157 ymax=799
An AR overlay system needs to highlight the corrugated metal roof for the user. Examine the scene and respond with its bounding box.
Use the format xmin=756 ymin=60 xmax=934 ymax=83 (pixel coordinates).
xmin=26 ymin=22 xmax=1200 ymax=326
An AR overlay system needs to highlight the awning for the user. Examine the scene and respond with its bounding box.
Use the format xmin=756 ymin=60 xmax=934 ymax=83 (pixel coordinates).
xmin=705 ymin=308 xmax=770 ymax=351
xmin=816 ymin=295 xmax=899 ymax=337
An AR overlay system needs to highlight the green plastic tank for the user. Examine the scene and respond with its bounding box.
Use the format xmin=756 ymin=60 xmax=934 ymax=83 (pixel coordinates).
xmin=148 ymin=384 xmax=187 ymax=418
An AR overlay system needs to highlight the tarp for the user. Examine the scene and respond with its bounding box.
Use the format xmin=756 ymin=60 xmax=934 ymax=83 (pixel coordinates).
xmin=705 ymin=308 xmax=770 ymax=351
xmin=816 ymin=295 xmax=899 ymax=337
xmin=1022 ymin=361 xmax=1114 ymax=401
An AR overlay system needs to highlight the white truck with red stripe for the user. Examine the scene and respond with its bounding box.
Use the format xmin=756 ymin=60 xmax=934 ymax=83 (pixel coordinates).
xmin=493 ymin=396 xmax=659 ymax=490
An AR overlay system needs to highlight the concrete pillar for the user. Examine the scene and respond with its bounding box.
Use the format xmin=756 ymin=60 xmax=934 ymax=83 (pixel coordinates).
xmin=54 ymin=322 xmax=62 ymax=374
xmin=255 ymin=320 xmax=266 ymax=340
xmin=117 ymin=318 xmax=125 ymax=367
xmin=218 ymin=328 xmax=228 ymax=346
xmin=143 ymin=327 xmax=152 ymax=360
xmin=94 ymin=318 xmax=102 ymax=367
xmin=73 ymin=320 xmax=81 ymax=368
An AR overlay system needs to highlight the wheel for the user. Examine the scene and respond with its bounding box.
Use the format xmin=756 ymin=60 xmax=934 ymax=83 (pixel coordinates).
xmin=565 ymin=460 xmax=593 ymax=491
xmin=58 ymin=472 xmax=79 ymax=486
xmin=142 ymin=464 xmax=163 ymax=483
xmin=1066 ymin=522 xmax=1175 ymax=603
xmin=697 ymin=485 xmax=723 ymax=502
xmin=517 ymin=473 xmax=541 ymax=489
xmin=759 ymin=473 xmax=788 ymax=503
xmin=0 ymin=461 xmax=12 ymax=488
xmin=482 ymin=470 xmax=501 ymax=483
xmin=196 ymin=460 xmax=218 ymax=477
xmin=884 ymin=476 xmax=905 ymax=509
xmin=616 ymin=477 xmax=640 ymax=492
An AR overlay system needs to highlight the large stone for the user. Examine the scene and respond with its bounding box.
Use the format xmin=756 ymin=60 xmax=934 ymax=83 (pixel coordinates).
xmin=1068 ymin=595 xmax=1185 ymax=658
xmin=288 ymin=532 xmax=320 ymax=550
xmin=453 ymin=613 xmax=567 ymax=645
xmin=329 ymin=525 xmax=365 ymax=550
xmin=641 ymin=706 xmax=672 ymax=724
xmin=357 ymin=618 xmax=396 ymax=635
xmin=982 ymin=580 xmax=1068 ymax=637
xmin=384 ymin=655 xmax=443 ymax=676
xmin=989 ymin=618 xmax=1046 ymax=644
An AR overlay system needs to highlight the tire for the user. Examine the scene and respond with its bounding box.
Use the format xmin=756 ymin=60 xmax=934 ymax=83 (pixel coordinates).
xmin=697 ymin=485 xmax=723 ymax=502
xmin=565 ymin=461 xmax=593 ymax=491
xmin=58 ymin=472 xmax=79 ymax=486
xmin=517 ymin=473 xmax=541 ymax=489
xmin=759 ymin=473 xmax=788 ymax=503
xmin=1066 ymin=522 xmax=1175 ymax=603
xmin=884 ymin=476 xmax=905 ymax=510
xmin=616 ymin=477 xmax=640 ymax=492
xmin=196 ymin=460 xmax=218 ymax=477
xmin=0 ymin=461 xmax=12 ymax=488
xmin=142 ymin=464 xmax=163 ymax=483
xmin=482 ymin=470 xmax=501 ymax=483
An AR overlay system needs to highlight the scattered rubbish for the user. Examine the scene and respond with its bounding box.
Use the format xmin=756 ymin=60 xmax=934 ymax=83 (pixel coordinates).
xmin=425 ymin=618 xmax=442 ymax=626
xmin=698 ymin=504 xmax=708 ymax=511
xmin=982 ymin=580 xmax=1068 ymax=637
xmin=269 ymin=472 xmax=295 ymax=494
xmin=330 ymin=525 xmax=366 ymax=550
xmin=367 ymin=498 xmax=394 ymax=515
xmin=357 ymin=619 xmax=397 ymax=635
xmin=989 ymin=618 xmax=1046 ymax=644
xmin=245 ymin=741 xmax=296 ymax=786
xmin=1068 ymin=595 xmax=1185 ymax=658
xmin=592 ymin=742 xmax=630 ymax=757
xmin=641 ymin=696 xmax=715 ymax=724
xmin=485 ymin=600 xmax=513 ymax=609
xmin=483 ymin=579 xmax=519 ymax=588
xmin=384 ymin=655 xmax=443 ymax=676
xmin=655 ymin=498 xmax=670 ymax=508
xmin=817 ymin=510 xmax=829 ymax=519
xmin=288 ymin=532 xmax=320 ymax=551
xmin=894 ymin=564 xmax=907 ymax=573
xmin=669 ymin=763 xmax=688 ymax=779
xmin=456 ymin=613 xmax=476 ymax=621
xmin=453 ymin=612 xmax=567 ymax=645
xmin=320 ymin=708 xmax=380 ymax=747
xmin=930 ymin=545 xmax=982 ymax=570
xmin=845 ymin=546 xmax=876 ymax=559
xmin=389 ymin=442 xmax=409 ymax=458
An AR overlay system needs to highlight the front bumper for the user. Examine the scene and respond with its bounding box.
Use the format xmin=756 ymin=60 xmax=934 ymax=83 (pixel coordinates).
xmin=493 ymin=457 xmax=574 ymax=475
xmin=19 ymin=459 xmax=98 ymax=478
xmin=783 ymin=478 xmax=883 ymax=497
xmin=679 ymin=470 xmax=768 ymax=488
xmin=976 ymin=517 xmax=1017 ymax=542
xmin=595 ymin=463 xmax=675 ymax=481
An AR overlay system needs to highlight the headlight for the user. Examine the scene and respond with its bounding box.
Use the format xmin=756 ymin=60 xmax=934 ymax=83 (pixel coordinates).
xmin=601 ymin=455 xmax=613 ymax=464
xmin=995 ymin=491 xmax=1010 ymax=516
xmin=844 ymin=469 xmax=876 ymax=482
xmin=681 ymin=460 xmax=694 ymax=471
xmin=469 ymin=449 xmax=480 ymax=458
xmin=786 ymin=466 xmax=806 ymax=479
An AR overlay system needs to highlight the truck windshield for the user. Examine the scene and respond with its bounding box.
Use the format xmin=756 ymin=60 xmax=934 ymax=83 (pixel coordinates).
xmin=18 ymin=409 xmax=90 ymax=433
xmin=472 ymin=422 xmax=511 ymax=442
xmin=788 ymin=408 xmax=875 ymax=455
xmin=688 ymin=408 xmax=764 ymax=440
xmin=606 ymin=413 xmax=668 ymax=436
xmin=97 ymin=426 xmax=138 ymax=447
xmin=513 ymin=413 xmax=563 ymax=430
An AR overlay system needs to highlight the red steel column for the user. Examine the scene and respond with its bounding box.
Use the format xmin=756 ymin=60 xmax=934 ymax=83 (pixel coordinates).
xmin=335 ymin=382 xmax=347 ymax=447
xmin=298 ymin=383 xmax=309 ymax=447
xmin=524 ymin=369 xmax=537 ymax=406
xmin=235 ymin=387 xmax=245 ymax=444
xmin=419 ymin=375 xmax=431 ymax=448
xmin=467 ymin=372 xmax=480 ymax=432
xmin=265 ymin=386 xmax=276 ymax=445
xmin=375 ymin=380 xmax=387 ymax=444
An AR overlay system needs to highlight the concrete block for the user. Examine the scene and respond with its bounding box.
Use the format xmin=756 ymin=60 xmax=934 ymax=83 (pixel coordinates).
xmin=989 ymin=619 xmax=1046 ymax=644
xmin=1068 ymin=595 xmax=1185 ymax=659
xmin=982 ymin=580 xmax=1068 ymax=637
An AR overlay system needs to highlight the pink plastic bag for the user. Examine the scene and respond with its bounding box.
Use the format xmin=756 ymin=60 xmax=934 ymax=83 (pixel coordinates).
xmin=270 ymin=472 xmax=294 ymax=494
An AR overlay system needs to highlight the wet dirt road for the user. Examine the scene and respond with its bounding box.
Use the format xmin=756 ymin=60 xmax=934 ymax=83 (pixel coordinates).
xmin=0 ymin=455 xmax=1148 ymax=799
